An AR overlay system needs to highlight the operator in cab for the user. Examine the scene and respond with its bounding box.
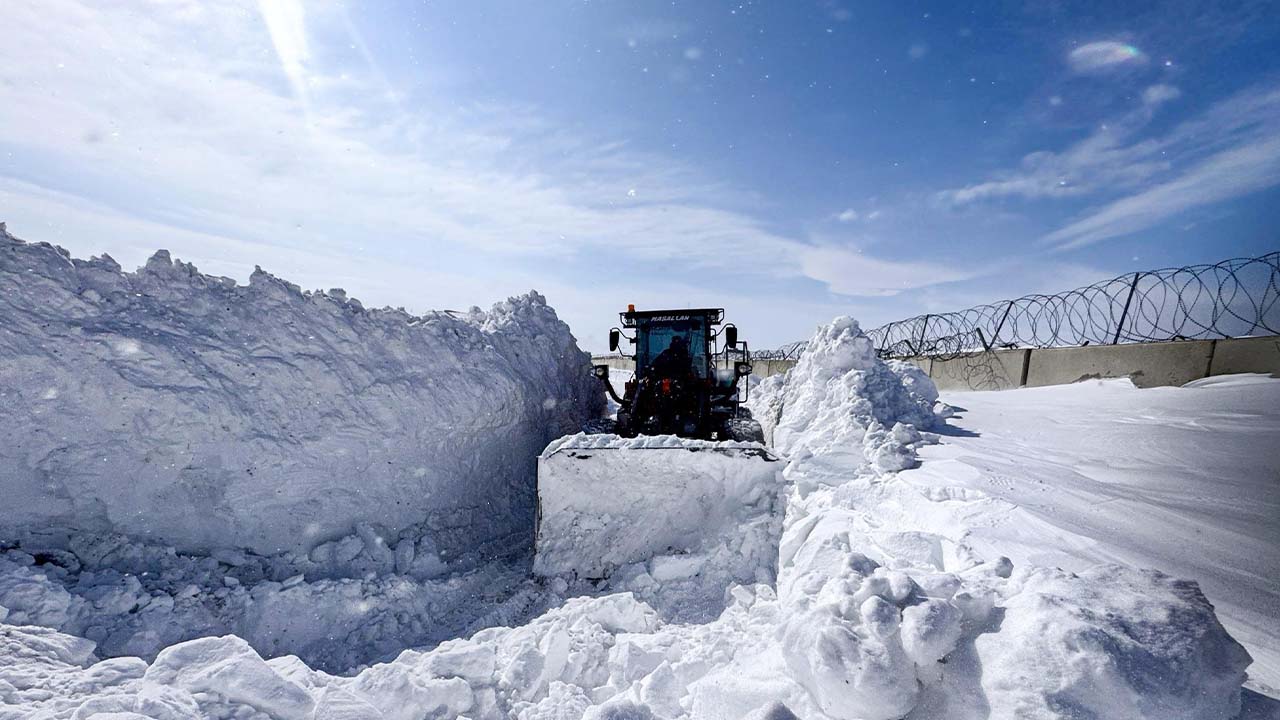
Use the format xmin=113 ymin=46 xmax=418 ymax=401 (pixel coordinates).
xmin=648 ymin=335 xmax=694 ymax=381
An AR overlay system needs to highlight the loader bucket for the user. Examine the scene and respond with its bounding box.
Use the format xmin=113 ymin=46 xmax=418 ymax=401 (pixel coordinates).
xmin=533 ymin=433 xmax=784 ymax=579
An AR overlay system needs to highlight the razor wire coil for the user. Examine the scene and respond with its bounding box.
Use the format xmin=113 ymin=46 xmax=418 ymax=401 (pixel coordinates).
xmin=753 ymin=251 xmax=1280 ymax=361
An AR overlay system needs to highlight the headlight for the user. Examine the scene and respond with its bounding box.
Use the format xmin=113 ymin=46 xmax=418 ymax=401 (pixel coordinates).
xmin=593 ymin=365 xmax=609 ymax=379
xmin=735 ymin=361 xmax=753 ymax=377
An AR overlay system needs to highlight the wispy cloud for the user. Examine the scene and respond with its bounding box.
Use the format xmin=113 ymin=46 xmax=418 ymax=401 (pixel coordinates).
xmin=1044 ymin=133 xmax=1280 ymax=250
xmin=1067 ymin=41 xmax=1147 ymax=74
xmin=798 ymin=246 xmax=977 ymax=297
xmin=936 ymin=80 xmax=1280 ymax=248
xmin=1142 ymin=83 xmax=1181 ymax=106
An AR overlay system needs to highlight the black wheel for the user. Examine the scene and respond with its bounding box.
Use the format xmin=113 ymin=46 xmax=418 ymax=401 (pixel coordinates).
xmin=725 ymin=417 xmax=765 ymax=443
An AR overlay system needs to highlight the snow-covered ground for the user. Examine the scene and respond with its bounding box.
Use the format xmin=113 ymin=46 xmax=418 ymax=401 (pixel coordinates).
xmin=3 ymin=308 xmax=1269 ymax=719
xmin=898 ymin=374 xmax=1280 ymax=697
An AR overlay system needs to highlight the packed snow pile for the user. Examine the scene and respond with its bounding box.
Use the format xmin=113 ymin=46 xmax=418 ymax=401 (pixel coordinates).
xmin=0 ymin=227 xmax=602 ymax=558
xmin=745 ymin=317 xmax=1251 ymax=719
xmin=534 ymin=434 xmax=784 ymax=621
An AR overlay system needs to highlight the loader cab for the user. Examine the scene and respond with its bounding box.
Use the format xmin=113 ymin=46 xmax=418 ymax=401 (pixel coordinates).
xmin=634 ymin=315 xmax=711 ymax=380
xmin=597 ymin=306 xmax=757 ymax=441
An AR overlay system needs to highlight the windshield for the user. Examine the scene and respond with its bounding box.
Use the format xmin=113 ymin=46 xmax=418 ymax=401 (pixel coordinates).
xmin=637 ymin=319 xmax=707 ymax=378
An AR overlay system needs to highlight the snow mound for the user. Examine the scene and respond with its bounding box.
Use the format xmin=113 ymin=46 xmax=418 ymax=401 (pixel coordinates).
xmin=0 ymin=227 xmax=603 ymax=558
xmin=750 ymin=316 xmax=1250 ymax=719
xmin=766 ymin=316 xmax=937 ymax=473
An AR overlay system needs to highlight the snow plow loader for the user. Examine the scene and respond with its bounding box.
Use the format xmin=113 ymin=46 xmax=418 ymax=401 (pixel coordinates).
xmin=534 ymin=307 xmax=782 ymax=579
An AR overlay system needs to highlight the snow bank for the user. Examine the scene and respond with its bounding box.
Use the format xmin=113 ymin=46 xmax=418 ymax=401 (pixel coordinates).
xmin=756 ymin=317 xmax=1251 ymax=719
xmin=0 ymin=227 xmax=602 ymax=558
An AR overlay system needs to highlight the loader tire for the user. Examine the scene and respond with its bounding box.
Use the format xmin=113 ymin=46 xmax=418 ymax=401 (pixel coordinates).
xmin=726 ymin=417 xmax=765 ymax=444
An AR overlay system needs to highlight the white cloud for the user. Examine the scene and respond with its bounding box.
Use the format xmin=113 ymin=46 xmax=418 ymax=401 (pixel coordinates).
xmin=834 ymin=208 xmax=881 ymax=223
xmin=1044 ymin=134 xmax=1280 ymax=250
xmin=1142 ymin=84 xmax=1181 ymax=106
xmin=798 ymin=246 xmax=977 ymax=297
xmin=1068 ymin=41 xmax=1147 ymax=74
xmin=938 ymin=83 xmax=1280 ymax=226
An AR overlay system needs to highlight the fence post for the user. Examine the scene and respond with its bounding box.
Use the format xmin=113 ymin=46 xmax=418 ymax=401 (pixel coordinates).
xmin=990 ymin=300 xmax=1014 ymax=349
xmin=1112 ymin=272 xmax=1142 ymax=345
xmin=916 ymin=314 xmax=931 ymax=356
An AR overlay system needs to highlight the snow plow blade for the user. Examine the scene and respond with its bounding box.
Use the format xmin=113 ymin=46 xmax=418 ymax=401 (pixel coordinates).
xmin=533 ymin=434 xmax=784 ymax=579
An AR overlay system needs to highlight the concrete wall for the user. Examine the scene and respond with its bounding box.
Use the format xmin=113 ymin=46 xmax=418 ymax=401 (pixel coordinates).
xmin=752 ymin=358 xmax=798 ymax=377
xmin=914 ymin=335 xmax=1279 ymax=392
xmin=1209 ymin=336 xmax=1280 ymax=376
xmin=926 ymin=349 xmax=1029 ymax=392
xmin=1024 ymin=340 xmax=1214 ymax=389
xmin=593 ymin=355 xmax=635 ymax=371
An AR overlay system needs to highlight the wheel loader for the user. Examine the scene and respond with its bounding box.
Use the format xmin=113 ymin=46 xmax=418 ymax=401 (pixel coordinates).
xmin=533 ymin=306 xmax=781 ymax=579
xmin=594 ymin=306 xmax=764 ymax=443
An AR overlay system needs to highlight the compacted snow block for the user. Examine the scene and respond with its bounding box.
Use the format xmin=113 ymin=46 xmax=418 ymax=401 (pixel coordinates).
xmin=533 ymin=434 xmax=784 ymax=580
xmin=0 ymin=229 xmax=603 ymax=557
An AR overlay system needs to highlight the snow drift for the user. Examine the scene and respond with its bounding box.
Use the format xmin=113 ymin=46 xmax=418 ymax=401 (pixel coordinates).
xmin=0 ymin=227 xmax=603 ymax=559
xmin=750 ymin=317 xmax=1251 ymax=719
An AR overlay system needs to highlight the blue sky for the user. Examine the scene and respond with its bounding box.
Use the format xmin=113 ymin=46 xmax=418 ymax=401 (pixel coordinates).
xmin=1 ymin=0 xmax=1277 ymax=350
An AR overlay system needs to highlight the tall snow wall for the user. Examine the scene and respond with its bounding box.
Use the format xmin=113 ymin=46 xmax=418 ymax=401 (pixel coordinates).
xmin=0 ymin=227 xmax=603 ymax=557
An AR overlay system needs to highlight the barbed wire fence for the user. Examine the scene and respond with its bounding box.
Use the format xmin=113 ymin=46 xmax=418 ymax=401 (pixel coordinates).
xmin=755 ymin=251 xmax=1280 ymax=362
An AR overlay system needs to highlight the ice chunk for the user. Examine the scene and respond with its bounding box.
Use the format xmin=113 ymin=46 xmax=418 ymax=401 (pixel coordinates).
xmin=144 ymin=635 xmax=315 ymax=719
xmin=899 ymin=599 xmax=963 ymax=665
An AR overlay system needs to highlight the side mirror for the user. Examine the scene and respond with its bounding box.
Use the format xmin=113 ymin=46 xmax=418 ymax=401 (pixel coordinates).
xmin=609 ymin=329 xmax=620 ymax=352
xmin=724 ymin=325 xmax=738 ymax=348
xmin=593 ymin=365 xmax=610 ymax=379
xmin=735 ymin=361 xmax=752 ymax=377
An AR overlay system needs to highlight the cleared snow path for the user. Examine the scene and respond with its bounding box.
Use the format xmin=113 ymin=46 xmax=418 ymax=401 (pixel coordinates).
xmin=897 ymin=374 xmax=1280 ymax=697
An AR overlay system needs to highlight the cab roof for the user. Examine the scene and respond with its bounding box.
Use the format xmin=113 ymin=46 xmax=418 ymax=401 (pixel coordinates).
xmin=620 ymin=308 xmax=724 ymax=327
